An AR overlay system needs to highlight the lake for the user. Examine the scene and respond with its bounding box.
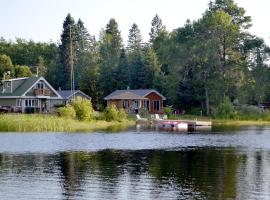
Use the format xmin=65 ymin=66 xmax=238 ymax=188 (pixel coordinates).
xmin=1 ymin=126 xmax=270 ymax=200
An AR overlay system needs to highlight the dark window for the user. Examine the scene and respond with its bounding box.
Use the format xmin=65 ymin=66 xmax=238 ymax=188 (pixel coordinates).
xmin=154 ymin=100 xmax=160 ymax=111
xmin=144 ymin=100 xmax=150 ymax=111
xmin=123 ymin=100 xmax=129 ymax=109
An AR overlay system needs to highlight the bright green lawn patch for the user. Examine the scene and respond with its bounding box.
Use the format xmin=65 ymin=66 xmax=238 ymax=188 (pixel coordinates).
xmin=0 ymin=114 xmax=135 ymax=132
xmin=213 ymin=119 xmax=270 ymax=126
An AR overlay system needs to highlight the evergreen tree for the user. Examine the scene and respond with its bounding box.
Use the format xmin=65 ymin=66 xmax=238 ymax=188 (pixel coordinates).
xmin=59 ymin=13 xmax=77 ymax=90
xmin=143 ymin=47 xmax=160 ymax=88
xmin=75 ymin=18 xmax=94 ymax=89
xmin=129 ymin=51 xmax=146 ymax=89
xmin=127 ymin=23 xmax=143 ymax=51
xmin=99 ymin=18 xmax=123 ymax=96
xmin=116 ymin=49 xmax=129 ymax=89
xmin=149 ymin=14 xmax=166 ymax=43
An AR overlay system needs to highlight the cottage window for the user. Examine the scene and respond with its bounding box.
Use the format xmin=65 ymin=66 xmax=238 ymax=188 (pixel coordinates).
xmin=37 ymin=82 xmax=45 ymax=89
xmin=16 ymin=99 xmax=22 ymax=107
xmin=154 ymin=100 xmax=160 ymax=111
xmin=5 ymin=82 xmax=11 ymax=87
xmin=144 ymin=100 xmax=150 ymax=111
xmin=24 ymin=99 xmax=39 ymax=107
xmin=123 ymin=100 xmax=129 ymax=108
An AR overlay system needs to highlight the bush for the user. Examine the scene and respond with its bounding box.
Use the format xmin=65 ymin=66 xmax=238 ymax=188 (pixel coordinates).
xmin=212 ymin=97 xmax=236 ymax=119
xmin=104 ymin=105 xmax=127 ymax=122
xmin=118 ymin=108 xmax=127 ymax=122
xmin=58 ymin=105 xmax=76 ymax=119
xmin=163 ymin=106 xmax=173 ymax=118
xmin=71 ymin=97 xmax=94 ymax=121
xmin=104 ymin=105 xmax=119 ymax=121
xmin=237 ymin=105 xmax=262 ymax=120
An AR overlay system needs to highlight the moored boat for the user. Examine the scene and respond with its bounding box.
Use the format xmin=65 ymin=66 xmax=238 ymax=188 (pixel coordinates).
xmin=158 ymin=121 xmax=188 ymax=130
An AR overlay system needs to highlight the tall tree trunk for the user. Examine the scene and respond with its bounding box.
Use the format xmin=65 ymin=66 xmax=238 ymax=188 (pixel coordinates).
xmin=205 ymin=87 xmax=210 ymax=116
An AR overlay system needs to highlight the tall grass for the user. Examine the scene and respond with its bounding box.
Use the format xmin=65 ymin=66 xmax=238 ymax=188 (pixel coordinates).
xmin=0 ymin=114 xmax=135 ymax=132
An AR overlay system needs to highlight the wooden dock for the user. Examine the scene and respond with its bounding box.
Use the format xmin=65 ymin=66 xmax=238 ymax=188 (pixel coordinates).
xmin=152 ymin=119 xmax=212 ymax=127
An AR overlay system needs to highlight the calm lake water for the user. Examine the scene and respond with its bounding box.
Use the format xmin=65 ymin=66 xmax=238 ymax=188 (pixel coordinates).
xmin=1 ymin=126 xmax=270 ymax=200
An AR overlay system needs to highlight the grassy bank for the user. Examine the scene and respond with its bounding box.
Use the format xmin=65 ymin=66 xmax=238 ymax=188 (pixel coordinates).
xmin=167 ymin=114 xmax=270 ymax=126
xmin=0 ymin=114 xmax=135 ymax=132
xmin=213 ymin=119 xmax=270 ymax=126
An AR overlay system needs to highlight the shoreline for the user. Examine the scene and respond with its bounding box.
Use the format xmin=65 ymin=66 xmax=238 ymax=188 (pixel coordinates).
xmin=0 ymin=114 xmax=135 ymax=132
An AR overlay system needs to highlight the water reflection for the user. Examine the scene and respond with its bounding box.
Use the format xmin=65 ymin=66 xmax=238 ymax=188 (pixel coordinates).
xmin=0 ymin=149 xmax=270 ymax=199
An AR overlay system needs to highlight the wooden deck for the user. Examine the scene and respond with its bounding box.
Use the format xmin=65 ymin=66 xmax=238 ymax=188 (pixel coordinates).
xmin=137 ymin=118 xmax=212 ymax=127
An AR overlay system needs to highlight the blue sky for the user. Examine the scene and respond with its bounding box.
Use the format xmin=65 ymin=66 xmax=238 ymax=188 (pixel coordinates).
xmin=0 ymin=0 xmax=269 ymax=45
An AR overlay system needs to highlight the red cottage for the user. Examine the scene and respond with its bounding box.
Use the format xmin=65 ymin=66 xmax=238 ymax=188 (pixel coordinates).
xmin=104 ymin=89 xmax=166 ymax=114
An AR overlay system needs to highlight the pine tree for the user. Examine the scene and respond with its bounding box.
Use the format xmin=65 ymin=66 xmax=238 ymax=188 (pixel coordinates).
xmin=99 ymin=18 xmax=123 ymax=96
xmin=116 ymin=49 xmax=129 ymax=89
xmin=130 ymin=51 xmax=145 ymax=89
xmin=59 ymin=13 xmax=77 ymax=90
xmin=75 ymin=18 xmax=93 ymax=89
xmin=143 ymin=47 xmax=161 ymax=88
xmin=127 ymin=23 xmax=143 ymax=51
xmin=76 ymin=19 xmax=93 ymax=52
xmin=149 ymin=14 xmax=166 ymax=43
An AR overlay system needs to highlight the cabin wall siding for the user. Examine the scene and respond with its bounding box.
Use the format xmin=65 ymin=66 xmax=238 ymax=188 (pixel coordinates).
xmin=145 ymin=92 xmax=163 ymax=113
xmin=0 ymin=99 xmax=16 ymax=107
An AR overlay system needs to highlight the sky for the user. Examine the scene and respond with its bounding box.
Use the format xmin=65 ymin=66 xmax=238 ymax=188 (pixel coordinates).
xmin=0 ymin=0 xmax=269 ymax=45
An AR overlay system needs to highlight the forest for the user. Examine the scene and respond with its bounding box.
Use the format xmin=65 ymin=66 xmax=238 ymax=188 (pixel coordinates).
xmin=0 ymin=0 xmax=270 ymax=115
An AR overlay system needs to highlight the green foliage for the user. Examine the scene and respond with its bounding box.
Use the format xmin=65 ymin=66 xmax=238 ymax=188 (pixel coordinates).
xmin=149 ymin=14 xmax=166 ymax=43
xmin=59 ymin=13 xmax=77 ymax=89
xmin=104 ymin=105 xmax=119 ymax=121
xmin=0 ymin=54 xmax=14 ymax=79
xmin=58 ymin=105 xmax=76 ymax=119
xmin=104 ymin=105 xmax=127 ymax=122
xmin=212 ymin=97 xmax=236 ymax=119
xmin=71 ymin=97 xmax=94 ymax=121
xmin=0 ymin=114 xmax=135 ymax=132
xmin=14 ymin=65 xmax=33 ymax=77
xmin=99 ymin=18 xmax=123 ymax=97
xmin=128 ymin=23 xmax=143 ymax=50
xmin=118 ymin=109 xmax=128 ymax=122
xmin=163 ymin=106 xmax=173 ymax=118
xmin=236 ymin=105 xmax=262 ymax=120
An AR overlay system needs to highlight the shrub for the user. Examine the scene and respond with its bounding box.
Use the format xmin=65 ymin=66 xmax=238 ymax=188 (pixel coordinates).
xmin=237 ymin=105 xmax=262 ymax=120
xmin=163 ymin=106 xmax=173 ymax=118
xmin=212 ymin=97 xmax=236 ymax=119
xmin=71 ymin=97 xmax=94 ymax=121
xmin=104 ymin=105 xmax=119 ymax=121
xmin=58 ymin=105 xmax=76 ymax=119
xmin=118 ymin=108 xmax=127 ymax=122
xmin=103 ymin=105 xmax=127 ymax=122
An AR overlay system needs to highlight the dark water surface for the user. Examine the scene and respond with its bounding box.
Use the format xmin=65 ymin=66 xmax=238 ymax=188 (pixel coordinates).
xmin=1 ymin=126 xmax=270 ymax=199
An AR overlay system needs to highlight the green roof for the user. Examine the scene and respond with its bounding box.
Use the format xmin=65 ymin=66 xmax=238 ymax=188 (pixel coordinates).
xmin=0 ymin=77 xmax=40 ymax=97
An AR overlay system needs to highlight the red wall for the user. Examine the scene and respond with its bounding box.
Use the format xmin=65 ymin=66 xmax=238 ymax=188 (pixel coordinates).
xmin=145 ymin=92 xmax=163 ymax=113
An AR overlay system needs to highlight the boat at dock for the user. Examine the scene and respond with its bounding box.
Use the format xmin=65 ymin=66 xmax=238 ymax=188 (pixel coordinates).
xmin=154 ymin=119 xmax=212 ymax=127
xmin=158 ymin=121 xmax=188 ymax=130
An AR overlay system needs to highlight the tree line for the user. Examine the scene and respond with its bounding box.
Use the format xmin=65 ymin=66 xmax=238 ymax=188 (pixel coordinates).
xmin=0 ymin=0 xmax=270 ymax=114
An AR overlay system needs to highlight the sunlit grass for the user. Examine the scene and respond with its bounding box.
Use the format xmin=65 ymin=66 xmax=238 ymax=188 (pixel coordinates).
xmin=0 ymin=114 xmax=135 ymax=132
xmin=213 ymin=119 xmax=270 ymax=126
